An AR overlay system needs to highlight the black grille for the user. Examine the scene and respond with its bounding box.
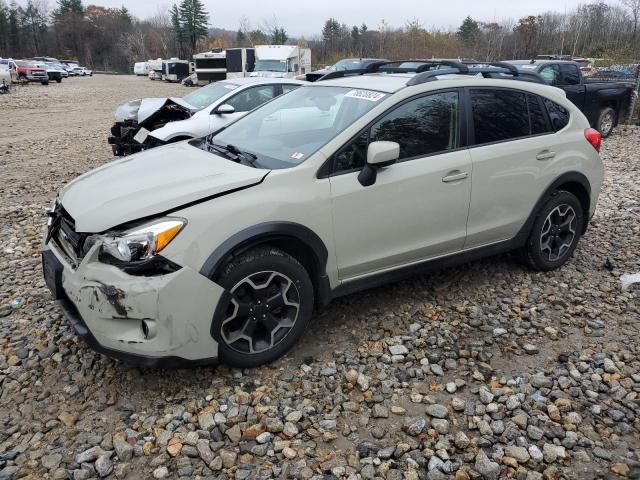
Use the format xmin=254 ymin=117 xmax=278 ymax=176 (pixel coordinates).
xmin=47 ymin=204 xmax=87 ymax=260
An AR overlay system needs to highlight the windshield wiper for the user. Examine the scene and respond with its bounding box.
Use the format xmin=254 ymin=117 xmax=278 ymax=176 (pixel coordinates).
xmin=204 ymin=138 xmax=259 ymax=167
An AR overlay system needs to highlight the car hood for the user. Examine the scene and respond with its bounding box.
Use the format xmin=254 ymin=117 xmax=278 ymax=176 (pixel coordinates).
xmin=59 ymin=141 xmax=268 ymax=232
xmin=115 ymin=97 xmax=198 ymax=123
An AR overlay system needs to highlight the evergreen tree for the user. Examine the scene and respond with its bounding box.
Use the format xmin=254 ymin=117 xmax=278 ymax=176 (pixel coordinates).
xmin=272 ymin=26 xmax=287 ymax=44
xmin=0 ymin=1 xmax=9 ymax=52
xmin=457 ymin=16 xmax=480 ymax=45
xmin=177 ymin=0 xmax=208 ymax=54
xmin=52 ymin=0 xmax=83 ymax=22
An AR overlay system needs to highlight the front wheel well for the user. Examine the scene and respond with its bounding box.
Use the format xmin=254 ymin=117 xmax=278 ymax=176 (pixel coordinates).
xmin=213 ymin=236 xmax=324 ymax=307
xmin=555 ymin=181 xmax=590 ymax=233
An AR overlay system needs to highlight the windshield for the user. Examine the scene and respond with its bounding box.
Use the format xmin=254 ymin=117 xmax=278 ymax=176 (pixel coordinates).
xmin=330 ymin=59 xmax=366 ymax=71
xmin=210 ymin=86 xmax=388 ymax=169
xmin=182 ymin=81 xmax=239 ymax=109
xmin=255 ymin=59 xmax=287 ymax=72
xmin=16 ymin=61 xmax=38 ymax=67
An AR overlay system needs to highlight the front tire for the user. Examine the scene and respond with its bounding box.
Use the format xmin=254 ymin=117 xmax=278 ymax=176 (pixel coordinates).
xmin=520 ymin=190 xmax=584 ymax=271
xmin=597 ymin=107 xmax=616 ymax=138
xmin=214 ymin=246 xmax=314 ymax=368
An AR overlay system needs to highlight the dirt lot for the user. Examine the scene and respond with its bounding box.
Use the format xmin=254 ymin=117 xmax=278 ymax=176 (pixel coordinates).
xmin=0 ymin=75 xmax=639 ymax=480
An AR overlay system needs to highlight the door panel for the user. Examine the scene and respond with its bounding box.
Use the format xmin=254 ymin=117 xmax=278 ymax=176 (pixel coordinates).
xmin=330 ymin=150 xmax=472 ymax=279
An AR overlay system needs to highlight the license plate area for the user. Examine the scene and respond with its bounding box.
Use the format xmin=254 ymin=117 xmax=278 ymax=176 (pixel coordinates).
xmin=42 ymin=250 xmax=64 ymax=300
xmin=133 ymin=127 xmax=150 ymax=143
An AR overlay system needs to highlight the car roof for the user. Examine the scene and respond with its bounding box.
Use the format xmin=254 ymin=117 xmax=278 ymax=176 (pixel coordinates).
xmin=224 ymin=77 xmax=306 ymax=86
xmin=308 ymin=73 xmax=412 ymax=93
xmin=306 ymin=72 xmax=568 ymax=102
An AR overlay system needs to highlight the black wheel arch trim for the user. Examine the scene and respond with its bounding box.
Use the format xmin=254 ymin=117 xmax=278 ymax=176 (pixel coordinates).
xmin=513 ymin=170 xmax=592 ymax=243
xmin=199 ymin=221 xmax=330 ymax=297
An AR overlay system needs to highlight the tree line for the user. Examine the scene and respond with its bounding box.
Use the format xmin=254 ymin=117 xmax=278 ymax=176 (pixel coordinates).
xmin=0 ymin=0 xmax=639 ymax=73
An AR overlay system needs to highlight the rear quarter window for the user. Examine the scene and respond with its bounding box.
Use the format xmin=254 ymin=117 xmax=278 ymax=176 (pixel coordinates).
xmin=542 ymin=98 xmax=570 ymax=131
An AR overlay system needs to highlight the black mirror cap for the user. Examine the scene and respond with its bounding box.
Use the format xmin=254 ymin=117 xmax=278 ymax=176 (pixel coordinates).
xmin=358 ymin=164 xmax=377 ymax=187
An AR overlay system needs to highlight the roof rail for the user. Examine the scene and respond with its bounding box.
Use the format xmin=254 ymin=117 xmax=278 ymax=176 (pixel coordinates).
xmin=316 ymin=59 xmax=470 ymax=81
xmin=406 ymin=61 xmax=520 ymax=86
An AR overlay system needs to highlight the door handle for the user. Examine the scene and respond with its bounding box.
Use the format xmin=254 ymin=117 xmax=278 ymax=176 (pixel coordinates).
xmin=536 ymin=150 xmax=556 ymax=160
xmin=442 ymin=171 xmax=469 ymax=183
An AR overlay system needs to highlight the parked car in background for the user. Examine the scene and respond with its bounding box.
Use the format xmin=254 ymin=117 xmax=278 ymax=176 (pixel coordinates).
xmin=45 ymin=61 xmax=603 ymax=368
xmin=109 ymin=78 xmax=305 ymax=156
xmin=304 ymin=58 xmax=388 ymax=82
xmin=507 ymin=59 xmax=635 ymax=137
xmin=34 ymin=61 xmax=65 ymax=83
xmin=0 ymin=61 xmax=11 ymax=92
xmin=60 ymin=61 xmax=80 ymax=76
xmin=9 ymin=60 xmax=49 ymax=84
xmin=73 ymin=66 xmax=92 ymax=76
xmin=141 ymin=78 xmax=304 ymax=151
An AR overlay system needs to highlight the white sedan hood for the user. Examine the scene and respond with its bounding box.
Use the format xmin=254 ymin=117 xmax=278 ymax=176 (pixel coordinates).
xmin=59 ymin=141 xmax=268 ymax=232
xmin=115 ymin=97 xmax=198 ymax=123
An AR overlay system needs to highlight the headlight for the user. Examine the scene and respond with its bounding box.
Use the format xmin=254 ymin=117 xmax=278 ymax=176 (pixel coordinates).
xmin=115 ymin=99 xmax=141 ymax=122
xmin=99 ymin=219 xmax=185 ymax=264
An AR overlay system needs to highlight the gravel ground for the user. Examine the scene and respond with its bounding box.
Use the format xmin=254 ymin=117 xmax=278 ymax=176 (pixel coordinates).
xmin=0 ymin=75 xmax=639 ymax=480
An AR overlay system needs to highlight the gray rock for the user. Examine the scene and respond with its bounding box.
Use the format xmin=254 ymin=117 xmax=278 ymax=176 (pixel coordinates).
xmin=41 ymin=453 xmax=63 ymax=470
xmin=475 ymin=450 xmax=500 ymax=480
xmin=75 ymin=446 xmax=104 ymax=464
xmin=504 ymin=446 xmax=530 ymax=463
xmin=425 ymin=404 xmax=449 ymax=419
xmin=114 ymin=440 xmax=133 ymax=462
xmin=196 ymin=440 xmax=214 ymax=464
xmin=95 ymin=454 xmax=113 ymax=478
xmin=198 ymin=412 xmax=215 ymax=430
xmin=388 ymin=345 xmax=409 ymax=355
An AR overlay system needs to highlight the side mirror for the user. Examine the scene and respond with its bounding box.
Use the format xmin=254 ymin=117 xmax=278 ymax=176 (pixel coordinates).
xmin=214 ymin=104 xmax=235 ymax=115
xmin=358 ymin=141 xmax=400 ymax=187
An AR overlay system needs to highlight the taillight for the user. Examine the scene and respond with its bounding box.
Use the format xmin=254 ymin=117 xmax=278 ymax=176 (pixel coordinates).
xmin=584 ymin=128 xmax=601 ymax=152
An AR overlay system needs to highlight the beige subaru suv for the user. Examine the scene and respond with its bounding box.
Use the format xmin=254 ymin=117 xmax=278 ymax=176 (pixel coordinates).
xmin=42 ymin=61 xmax=604 ymax=368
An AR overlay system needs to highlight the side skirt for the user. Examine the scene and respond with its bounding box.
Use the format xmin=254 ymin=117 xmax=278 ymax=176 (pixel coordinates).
xmin=326 ymin=237 xmax=520 ymax=301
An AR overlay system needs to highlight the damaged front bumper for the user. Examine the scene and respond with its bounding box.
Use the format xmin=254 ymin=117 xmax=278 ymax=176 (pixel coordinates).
xmin=42 ymin=241 xmax=223 ymax=367
xmin=108 ymin=120 xmax=147 ymax=157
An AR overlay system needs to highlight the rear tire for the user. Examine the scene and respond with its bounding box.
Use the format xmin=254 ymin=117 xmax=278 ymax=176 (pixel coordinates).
xmin=214 ymin=246 xmax=314 ymax=368
xmin=55 ymin=78 xmax=62 ymax=83
xmin=597 ymin=107 xmax=616 ymax=138
xmin=519 ymin=190 xmax=584 ymax=271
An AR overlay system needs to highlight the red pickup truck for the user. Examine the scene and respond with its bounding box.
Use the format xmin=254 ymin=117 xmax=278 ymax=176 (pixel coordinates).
xmin=8 ymin=59 xmax=49 ymax=85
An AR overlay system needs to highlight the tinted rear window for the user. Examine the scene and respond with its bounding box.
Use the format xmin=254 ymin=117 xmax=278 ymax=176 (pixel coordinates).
xmin=471 ymin=89 xmax=529 ymax=144
xmin=543 ymin=98 xmax=570 ymax=131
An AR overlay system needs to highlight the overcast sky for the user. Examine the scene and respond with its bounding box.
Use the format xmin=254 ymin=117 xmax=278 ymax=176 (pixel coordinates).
xmin=31 ymin=0 xmax=589 ymax=37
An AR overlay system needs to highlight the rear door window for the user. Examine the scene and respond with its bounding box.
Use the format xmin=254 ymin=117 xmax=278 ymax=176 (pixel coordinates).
xmin=560 ymin=64 xmax=581 ymax=85
xmin=226 ymin=85 xmax=276 ymax=113
xmin=539 ymin=64 xmax=561 ymax=85
xmin=470 ymin=89 xmax=529 ymax=145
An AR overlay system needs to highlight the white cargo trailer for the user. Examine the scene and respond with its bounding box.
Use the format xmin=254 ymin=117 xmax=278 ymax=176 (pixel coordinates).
xmin=250 ymin=45 xmax=311 ymax=78
xmin=133 ymin=62 xmax=149 ymax=76
xmin=147 ymin=58 xmax=163 ymax=80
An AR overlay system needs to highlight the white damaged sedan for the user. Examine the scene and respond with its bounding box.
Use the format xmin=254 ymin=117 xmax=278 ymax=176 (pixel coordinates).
xmin=108 ymin=78 xmax=304 ymax=156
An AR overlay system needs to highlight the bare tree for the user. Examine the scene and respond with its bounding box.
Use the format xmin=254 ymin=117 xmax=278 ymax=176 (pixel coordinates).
xmin=622 ymin=0 xmax=640 ymax=38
